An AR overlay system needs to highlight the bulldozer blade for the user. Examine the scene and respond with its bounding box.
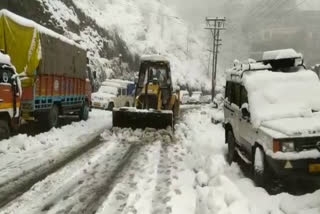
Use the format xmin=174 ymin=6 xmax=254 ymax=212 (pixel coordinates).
xmin=113 ymin=108 xmax=173 ymax=130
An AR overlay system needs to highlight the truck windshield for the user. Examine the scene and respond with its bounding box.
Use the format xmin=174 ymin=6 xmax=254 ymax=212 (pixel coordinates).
xmin=139 ymin=66 xmax=169 ymax=88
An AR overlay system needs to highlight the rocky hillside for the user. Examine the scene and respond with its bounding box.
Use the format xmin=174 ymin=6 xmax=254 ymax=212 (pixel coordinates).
xmin=1 ymin=0 xmax=211 ymax=91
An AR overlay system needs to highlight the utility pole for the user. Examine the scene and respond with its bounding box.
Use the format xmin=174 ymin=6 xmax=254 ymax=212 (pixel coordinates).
xmin=205 ymin=17 xmax=226 ymax=101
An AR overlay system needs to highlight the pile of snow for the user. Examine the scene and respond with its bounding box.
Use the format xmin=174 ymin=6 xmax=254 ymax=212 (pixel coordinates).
xmin=0 ymin=52 xmax=11 ymax=65
xmin=0 ymin=109 xmax=111 ymax=154
xmin=176 ymin=106 xmax=320 ymax=214
xmin=243 ymin=70 xmax=320 ymax=127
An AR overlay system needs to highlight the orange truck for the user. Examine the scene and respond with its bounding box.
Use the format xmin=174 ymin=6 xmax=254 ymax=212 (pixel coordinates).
xmin=0 ymin=10 xmax=91 ymax=140
xmin=0 ymin=53 xmax=21 ymax=139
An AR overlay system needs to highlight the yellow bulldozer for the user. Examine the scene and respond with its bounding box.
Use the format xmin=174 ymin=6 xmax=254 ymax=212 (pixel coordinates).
xmin=113 ymin=55 xmax=180 ymax=130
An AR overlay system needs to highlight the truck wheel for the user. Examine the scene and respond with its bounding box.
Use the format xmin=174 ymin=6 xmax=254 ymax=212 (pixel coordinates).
xmin=107 ymin=102 xmax=114 ymax=111
xmin=0 ymin=120 xmax=10 ymax=141
xmin=226 ymin=130 xmax=238 ymax=165
xmin=79 ymin=102 xmax=89 ymax=121
xmin=47 ymin=104 xmax=59 ymax=129
xmin=253 ymin=147 xmax=267 ymax=187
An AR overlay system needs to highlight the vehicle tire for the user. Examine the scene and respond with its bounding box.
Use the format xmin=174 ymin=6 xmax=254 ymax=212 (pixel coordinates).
xmin=226 ymin=130 xmax=238 ymax=165
xmin=47 ymin=104 xmax=59 ymax=129
xmin=79 ymin=102 xmax=89 ymax=121
xmin=107 ymin=102 xmax=114 ymax=111
xmin=253 ymin=147 xmax=267 ymax=187
xmin=125 ymin=102 xmax=130 ymax=107
xmin=0 ymin=120 xmax=10 ymax=141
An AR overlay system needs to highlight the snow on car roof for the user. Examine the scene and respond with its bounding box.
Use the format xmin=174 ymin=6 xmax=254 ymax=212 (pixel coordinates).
xmin=0 ymin=9 xmax=84 ymax=50
xmin=262 ymin=49 xmax=302 ymax=61
xmin=140 ymin=55 xmax=169 ymax=63
xmin=0 ymin=52 xmax=11 ymax=65
xmin=226 ymin=61 xmax=272 ymax=82
xmin=243 ymin=69 xmax=320 ymax=127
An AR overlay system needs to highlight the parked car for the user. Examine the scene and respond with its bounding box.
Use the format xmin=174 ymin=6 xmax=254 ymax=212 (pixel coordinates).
xmin=92 ymin=80 xmax=134 ymax=110
xmin=180 ymin=90 xmax=190 ymax=104
xmin=188 ymin=91 xmax=202 ymax=104
xmin=200 ymin=94 xmax=211 ymax=104
xmin=224 ymin=49 xmax=320 ymax=187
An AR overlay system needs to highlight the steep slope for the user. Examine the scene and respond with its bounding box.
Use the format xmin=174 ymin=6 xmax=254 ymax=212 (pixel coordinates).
xmin=72 ymin=0 xmax=211 ymax=90
xmin=1 ymin=0 xmax=211 ymax=90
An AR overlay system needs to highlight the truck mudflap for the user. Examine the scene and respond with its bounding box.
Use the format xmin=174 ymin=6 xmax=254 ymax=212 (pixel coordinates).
xmin=112 ymin=107 xmax=173 ymax=130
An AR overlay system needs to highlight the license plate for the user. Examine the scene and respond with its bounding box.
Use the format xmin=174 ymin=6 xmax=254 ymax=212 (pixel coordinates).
xmin=93 ymin=102 xmax=101 ymax=107
xmin=309 ymin=164 xmax=320 ymax=173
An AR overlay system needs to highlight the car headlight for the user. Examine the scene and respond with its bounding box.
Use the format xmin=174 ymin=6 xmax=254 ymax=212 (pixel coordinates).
xmin=282 ymin=142 xmax=295 ymax=152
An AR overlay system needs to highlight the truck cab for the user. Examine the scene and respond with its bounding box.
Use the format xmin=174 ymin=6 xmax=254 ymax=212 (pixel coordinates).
xmin=0 ymin=53 xmax=21 ymax=140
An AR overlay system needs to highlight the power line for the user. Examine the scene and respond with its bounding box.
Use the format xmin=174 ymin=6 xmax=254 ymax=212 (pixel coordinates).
xmin=205 ymin=17 xmax=226 ymax=101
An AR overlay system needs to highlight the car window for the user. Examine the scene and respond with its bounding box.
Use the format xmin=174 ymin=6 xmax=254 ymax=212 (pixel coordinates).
xmin=240 ymin=86 xmax=248 ymax=106
xmin=122 ymin=88 xmax=127 ymax=95
xmin=225 ymin=82 xmax=232 ymax=102
xmin=233 ymin=83 xmax=241 ymax=107
xmin=0 ymin=67 xmax=14 ymax=84
xmin=225 ymin=81 xmax=241 ymax=107
xmin=117 ymin=88 xmax=121 ymax=96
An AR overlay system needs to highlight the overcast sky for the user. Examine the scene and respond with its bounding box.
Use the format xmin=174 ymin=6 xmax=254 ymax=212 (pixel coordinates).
xmin=167 ymin=0 xmax=320 ymax=26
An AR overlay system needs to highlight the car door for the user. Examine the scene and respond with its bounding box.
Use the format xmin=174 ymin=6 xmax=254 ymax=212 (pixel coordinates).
xmin=238 ymin=85 xmax=256 ymax=154
xmin=224 ymin=82 xmax=241 ymax=142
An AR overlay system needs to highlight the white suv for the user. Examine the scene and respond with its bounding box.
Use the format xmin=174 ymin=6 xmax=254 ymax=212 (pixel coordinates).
xmin=224 ymin=49 xmax=320 ymax=187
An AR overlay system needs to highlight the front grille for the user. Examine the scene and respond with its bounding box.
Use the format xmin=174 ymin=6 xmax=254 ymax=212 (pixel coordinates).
xmin=294 ymin=138 xmax=320 ymax=152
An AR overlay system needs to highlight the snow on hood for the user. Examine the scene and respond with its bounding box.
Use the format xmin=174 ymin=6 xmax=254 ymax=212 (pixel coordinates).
xmin=261 ymin=114 xmax=320 ymax=137
xmin=0 ymin=52 xmax=11 ymax=65
xmin=92 ymin=92 xmax=116 ymax=100
xmin=243 ymin=70 xmax=320 ymax=128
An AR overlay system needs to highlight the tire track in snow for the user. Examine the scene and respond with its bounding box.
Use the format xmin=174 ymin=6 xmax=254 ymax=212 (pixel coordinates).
xmin=0 ymin=134 xmax=134 ymax=214
xmin=0 ymin=131 xmax=104 ymax=208
xmin=151 ymin=144 xmax=174 ymax=214
xmin=95 ymin=142 xmax=162 ymax=214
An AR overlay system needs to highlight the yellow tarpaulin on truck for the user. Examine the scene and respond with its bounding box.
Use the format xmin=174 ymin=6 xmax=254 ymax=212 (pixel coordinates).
xmin=0 ymin=9 xmax=87 ymax=85
xmin=0 ymin=10 xmax=41 ymax=86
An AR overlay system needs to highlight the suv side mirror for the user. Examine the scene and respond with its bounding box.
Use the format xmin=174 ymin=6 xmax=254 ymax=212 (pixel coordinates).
xmin=241 ymin=104 xmax=250 ymax=120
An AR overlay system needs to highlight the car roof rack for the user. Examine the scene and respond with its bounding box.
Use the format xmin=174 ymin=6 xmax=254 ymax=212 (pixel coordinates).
xmin=226 ymin=61 xmax=272 ymax=82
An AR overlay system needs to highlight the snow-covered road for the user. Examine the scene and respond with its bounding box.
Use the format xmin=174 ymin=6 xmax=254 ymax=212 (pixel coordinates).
xmin=0 ymin=106 xmax=319 ymax=214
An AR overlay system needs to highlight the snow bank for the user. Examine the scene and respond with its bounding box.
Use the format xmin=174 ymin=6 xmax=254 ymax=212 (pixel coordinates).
xmin=176 ymin=106 xmax=320 ymax=214
xmin=0 ymin=109 xmax=111 ymax=154
xmin=243 ymin=70 xmax=320 ymax=127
